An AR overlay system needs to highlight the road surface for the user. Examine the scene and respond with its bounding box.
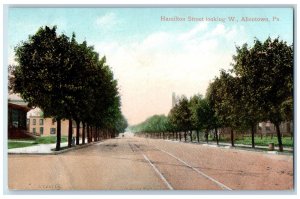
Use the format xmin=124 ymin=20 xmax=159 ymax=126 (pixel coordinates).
xmin=8 ymin=134 xmax=293 ymax=190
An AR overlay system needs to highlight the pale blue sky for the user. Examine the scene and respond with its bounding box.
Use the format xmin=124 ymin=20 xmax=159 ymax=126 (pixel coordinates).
xmin=8 ymin=8 xmax=293 ymax=47
xmin=7 ymin=7 xmax=294 ymax=124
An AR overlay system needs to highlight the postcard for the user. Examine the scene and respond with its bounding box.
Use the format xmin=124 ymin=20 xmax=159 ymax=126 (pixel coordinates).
xmin=5 ymin=5 xmax=294 ymax=192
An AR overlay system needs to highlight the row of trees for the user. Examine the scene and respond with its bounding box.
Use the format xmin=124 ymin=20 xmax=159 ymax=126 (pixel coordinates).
xmin=130 ymin=95 xmax=219 ymax=144
xmin=131 ymin=37 xmax=293 ymax=151
xmin=9 ymin=26 xmax=128 ymax=150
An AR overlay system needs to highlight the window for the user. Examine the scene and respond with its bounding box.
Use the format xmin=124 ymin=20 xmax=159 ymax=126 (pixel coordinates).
xmin=27 ymin=119 xmax=30 ymax=126
xmin=12 ymin=109 xmax=19 ymax=128
xmin=40 ymin=127 xmax=44 ymax=135
xmin=50 ymin=128 xmax=56 ymax=135
xmin=33 ymin=128 xmax=36 ymax=134
xmin=33 ymin=119 xmax=36 ymax=125
xmin=39 ymin=119 xmax=44 ymax=125
xmin=52 ymin=118 xmax=56 ymax=125
xmin=266 ymin=126 xmax=271 ymax=131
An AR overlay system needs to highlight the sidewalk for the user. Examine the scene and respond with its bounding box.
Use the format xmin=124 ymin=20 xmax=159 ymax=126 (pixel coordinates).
xmin=198 ymin=140 xmax=293 ymax=152
xmin=8 ymin=142 xmax=68 ymax=154
xmin=162 ymin=139 xmax=293 ymax=155
xmin=8 ymin=138 xmax=90 ymax=154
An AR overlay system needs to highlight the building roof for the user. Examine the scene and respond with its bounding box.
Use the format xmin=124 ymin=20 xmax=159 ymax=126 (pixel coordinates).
xmin=8 ymin=93 xmax=30 ymax=111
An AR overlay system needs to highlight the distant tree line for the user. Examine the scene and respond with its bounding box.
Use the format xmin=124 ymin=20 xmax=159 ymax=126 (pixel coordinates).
xmin=9 ymin=26 xmax=128 ymax=150
xmin=131 ymin=37 xmax=293 ymax=152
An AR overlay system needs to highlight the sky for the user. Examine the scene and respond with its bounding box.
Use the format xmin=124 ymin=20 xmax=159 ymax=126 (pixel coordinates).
xmin=7 ymin=7 xmax=293 ymax=125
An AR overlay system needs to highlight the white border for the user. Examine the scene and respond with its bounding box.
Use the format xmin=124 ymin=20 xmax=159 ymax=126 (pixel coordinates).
xmin=1 ymin=0 xmax=299 ymax=198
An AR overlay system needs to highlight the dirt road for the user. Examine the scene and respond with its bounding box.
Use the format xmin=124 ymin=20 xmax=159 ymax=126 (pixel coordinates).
xmin=8 ymin=135 xmax=293 ymax=190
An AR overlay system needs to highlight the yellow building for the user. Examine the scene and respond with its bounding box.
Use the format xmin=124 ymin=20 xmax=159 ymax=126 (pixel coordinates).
xmin=27 ymin=109 xmax=82 ymax=136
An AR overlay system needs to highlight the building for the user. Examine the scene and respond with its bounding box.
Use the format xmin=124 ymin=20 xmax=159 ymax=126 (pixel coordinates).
xmin=258 ymin=121 xmax=293 ymax=136
xmin=8 ymin=94 xmax=32 ymax=139
xmin=215 ymin=121 xmax=293 ymax=139
xmin=27 ymin=109 xmax=82 ymax=136
xmin=172 ymin=92 xmax=176 ymax=108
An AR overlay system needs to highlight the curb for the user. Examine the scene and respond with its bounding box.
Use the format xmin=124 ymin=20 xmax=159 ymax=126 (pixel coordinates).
xmin=8 ymin=141 xmax=103 ymax=155
xmin=145 ymin=138 xmax=293 ymax=156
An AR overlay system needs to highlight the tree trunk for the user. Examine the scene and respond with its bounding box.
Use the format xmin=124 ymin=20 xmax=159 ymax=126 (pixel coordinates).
xmin=205 ymin=130 xmax=208 ymax=143
xmin=98 ymin=128 xmax=100 ymax=141
xmin=287 ymin=122 xmax=293 ymax=140
xmin=82 ymin=122 xmax=86 ymax=145
xmin=76 ymin=120 xmax=80 ymax=145
xmin=55 ymin=119 xmax=61 ymax=151
xmin=275 ymin=123 xmax=283 ymax=152
xmin=190 ymin=130 xmax=193 ymax=142
xmin=184 ymin=131 xmax=187 ymax=142
xmin=196 ymin=130 xmax=200 ymax=143
xmin=96 ymin=127 xmax=98 ymax=140
xmin=92 ymin=126 xmax=94 ymax=141
xmin=251 ymin=124 xmax=255 ymax=148
xmin=215 ymin=128 xmax=219 ymax=145
xmin=90 ymin=127 xmax=92 ymax=140
xmin=92 ymin=127 xmax=94 ymax=141
xmin=230 ymin=128 xmax=234 ymax=147
xmin=179 ymin=132 xmax=182 ymax=141
xmin=68 ymin=119 xmax=72 ymax=148
xmin=91 ymin=126 xmax=94 ymax=141
xmin=173 ymin=132 xmax=175 ymax=140
xmin=94 ymin=127 xmax=97 ymax=141
xmin=87 ymin=124 xmax=90 ymax=143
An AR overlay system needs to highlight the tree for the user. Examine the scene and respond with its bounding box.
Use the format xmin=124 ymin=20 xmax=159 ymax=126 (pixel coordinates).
xmin=231 ymin=42 xmax=267 ymax=148
xmin=10 ymin=26 xmax=125 ymax=149
xmin=168 ymin=105 xmax=181 ymax=140
xmin=232 ymin=37 xmax=293 ymax=151
xmin=189 ymin=94 xmax=203 ymax=143
xmin=168 ymin=96 xmax=192 ymax=142
xmin=190 ymin=94 xmax=221 ymax=144
xmin=114 ymin=114 xmax=128 ymax=136
xmin=11 ymin=26 xmax=73 ymax=150
xmin=207 ymin=71 xmax=243 ymax=147
xmin=130 ymin=115 xmax=169 ymax=139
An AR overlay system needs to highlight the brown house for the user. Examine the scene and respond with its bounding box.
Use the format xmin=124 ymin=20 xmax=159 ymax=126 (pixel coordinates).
xmin=8 ymin=94 xmax=32 ymax=139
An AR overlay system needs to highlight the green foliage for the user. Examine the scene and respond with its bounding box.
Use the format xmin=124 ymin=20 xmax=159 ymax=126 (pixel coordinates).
xmin=235 ymin=136 xmax=293 ymax=148
xmin=114 ymin=114 xmax=129 ymax=135
xmin=189 ymin=94 xmax=220 ymax=132
xmin=233 ymin=37 xmax=293 ymax=124
xmin=12 ymin=26 xmax=70 ymax=119
xmin=231 ymin=37 xmax=293 ymax=150
xmin=130 ymin=115 xmax=169 ymax=133
xmin=35 ymin=136 xmax=68 ymax=144
xmin=10 ymin=26 xmax=127 ymax=147
xmin=8 ymin=136 xmax=68 ymax=149
xmin=168 ymin=96 xmax=192 ymax=132
xmin=8 ymin=142 xmax=38 ymax=149
xmin=207 ymin=71 xmax=243 ymax=129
